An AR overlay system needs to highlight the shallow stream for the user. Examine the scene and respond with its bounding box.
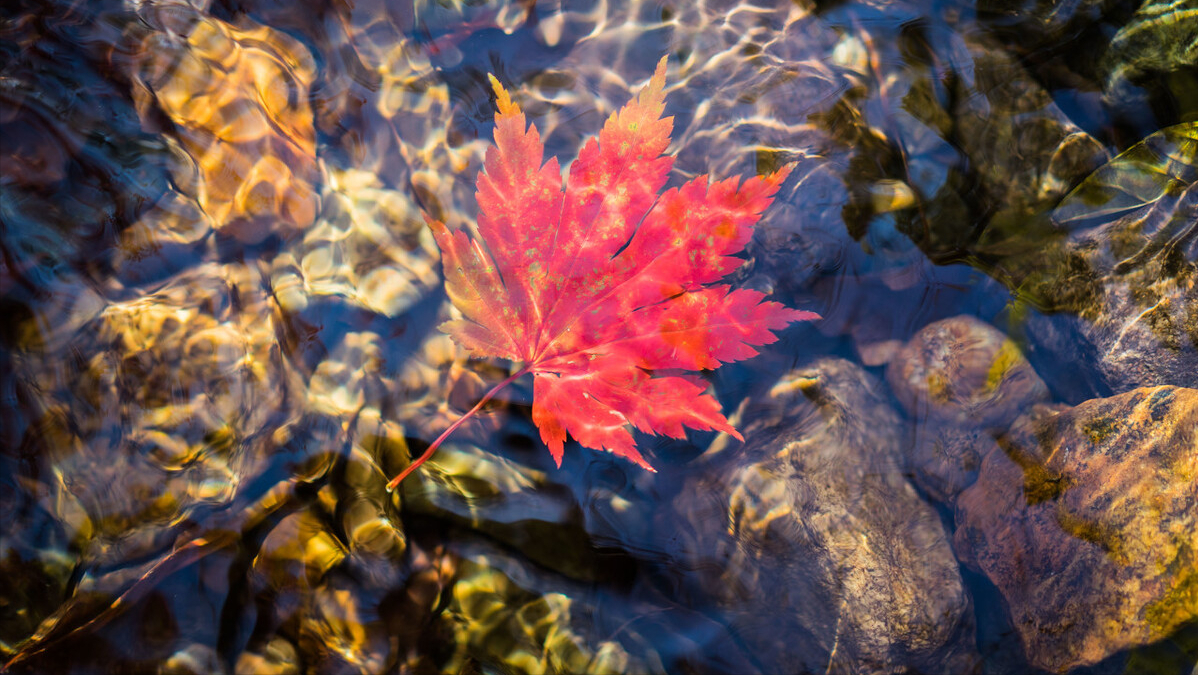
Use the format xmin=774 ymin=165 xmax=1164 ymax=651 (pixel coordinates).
xmin=1 ymin=0 xmax=1196 ymax=673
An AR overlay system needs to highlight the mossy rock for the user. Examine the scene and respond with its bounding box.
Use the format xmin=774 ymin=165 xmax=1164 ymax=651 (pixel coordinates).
xmin=955 ymin=386 xmax=1198 ymax=671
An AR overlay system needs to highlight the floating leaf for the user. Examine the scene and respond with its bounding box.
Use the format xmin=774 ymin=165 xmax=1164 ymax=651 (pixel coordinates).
xmin=389 ymin=57 xmax=818 ymax=489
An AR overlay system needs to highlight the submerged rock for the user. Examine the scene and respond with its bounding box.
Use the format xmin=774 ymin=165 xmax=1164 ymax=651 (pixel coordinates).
xmin=0 ymin=474 xmax=75 ymax=654
xmin=160 ymin=643 xmax=224 ymax=675
xmin=12 ymin=264 xmax=302 ymax=550
xmin=977 ymin=0 xmax=1126 ymax=55
xmin=1025 ymin=122 xmax=1198 ymax=391
xmin=0 ymin=3 xmax=171 ymax=295
xmin=129 ymin=5 xmax=320 ymax=244
xmin=884 ymin=314 xmax=1052 ymax=503
xmin=944 ymin=33 xmax=1109 ymax=255
xmin=887 ymin=315 xmax=1049 ymax=429
xmin=905 ymin=403 xmax=1069 ymax=506
xmin=232 ymin=638 xmax=299 ymax=675
xmin=246 ymin=505 xmax=397 ymax=675
xmin=2 ymin=262 xmax=342 ymax=670
xmin=271 ymin=167 xmax=440 ymax=318
xmin=229 ymin=0 xmax=496 ymax=246
xmin=955 ymin=385 xmax=1198 ymax=671
xmin=437 ymin=538 xmax=664 ymax=675
xmin=805 ymin=1 xmax=1111 ymax=269
xmin=1102 ymin=0 xmax=1198 ymax=126
xmin=398 ymin=440 xmax=614 ymax=583
xmin=904 ymin=424 xmax=995 ymax=506
xmin=670 ymin=358 xmax=977 ymax=674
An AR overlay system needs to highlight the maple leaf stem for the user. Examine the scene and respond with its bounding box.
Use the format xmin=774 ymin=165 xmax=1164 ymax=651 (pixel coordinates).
xmin=385 ymin=364 xmax=532 ymax=492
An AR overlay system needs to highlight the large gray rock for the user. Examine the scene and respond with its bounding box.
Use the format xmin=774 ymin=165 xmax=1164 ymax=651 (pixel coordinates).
xmin=670 ymin=358 xmax=977 ymax=674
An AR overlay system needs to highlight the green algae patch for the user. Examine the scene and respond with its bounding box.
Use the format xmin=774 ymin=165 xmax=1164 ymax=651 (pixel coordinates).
xmin=1145 ymin=541 xmax=1198 ymax=635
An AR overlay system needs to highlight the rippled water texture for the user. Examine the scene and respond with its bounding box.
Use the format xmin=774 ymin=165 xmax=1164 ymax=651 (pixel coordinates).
xmin=2 ymin=0 xmax=1196 ymax=673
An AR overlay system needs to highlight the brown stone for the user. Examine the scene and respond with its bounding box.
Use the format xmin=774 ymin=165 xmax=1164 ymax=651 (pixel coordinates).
xmin=955 ymin=386 xmax=1198 ymax=671
xmin=888 ymin=315 xmax=1049 ymax=429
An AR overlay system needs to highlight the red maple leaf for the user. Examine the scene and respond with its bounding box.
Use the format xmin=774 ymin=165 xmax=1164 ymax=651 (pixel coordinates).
xmin=387 ymin=57 xmax=818 ymax=491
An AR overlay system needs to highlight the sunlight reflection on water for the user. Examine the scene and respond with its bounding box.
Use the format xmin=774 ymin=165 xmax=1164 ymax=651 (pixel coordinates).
xmin=2 ymin=0 xmax=1196 ymax=673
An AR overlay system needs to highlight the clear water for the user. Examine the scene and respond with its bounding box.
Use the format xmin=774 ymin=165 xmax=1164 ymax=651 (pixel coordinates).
xmin=2 ymin=0 xmax=1195 ymax=673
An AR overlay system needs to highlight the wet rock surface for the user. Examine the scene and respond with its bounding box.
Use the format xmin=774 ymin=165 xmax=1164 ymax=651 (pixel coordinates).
xmin=887 ymin=315 xmax=1049 ymax=429
xmin=1024 ymin=123 xmax=1198 ymax=392
xmin=1101 ymin=0 xmax=1198 ymax=128
xmin=669 ymin=359 xmax=977 ymax=674
xmin=955 ymin=385 xmax=1198 ymax=672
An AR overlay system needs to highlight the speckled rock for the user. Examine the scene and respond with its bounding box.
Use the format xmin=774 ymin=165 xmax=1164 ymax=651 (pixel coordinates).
xmin=954 ymin=386 xmax=1198 ymax=672
xmin=670 ymin=358 xmax=977 ymax=674
xmin=888 ymin=315 xmax=1049 ymax=429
